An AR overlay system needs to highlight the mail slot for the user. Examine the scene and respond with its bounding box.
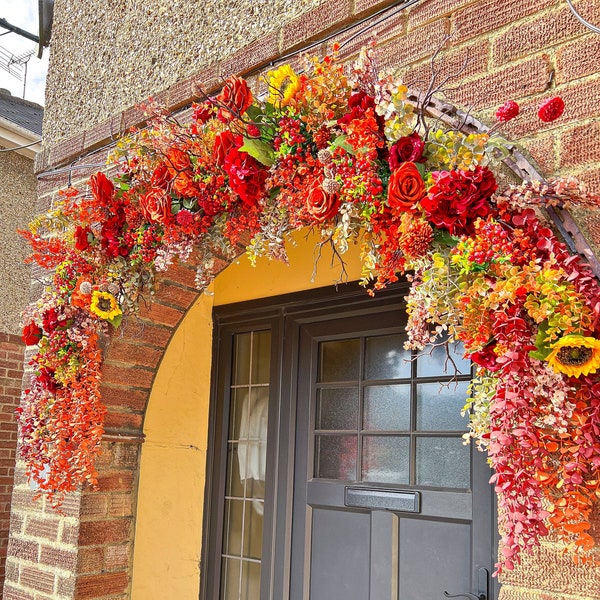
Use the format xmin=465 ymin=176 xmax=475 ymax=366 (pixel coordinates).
xmin=344 ymin=487 xmax=421 ymax=512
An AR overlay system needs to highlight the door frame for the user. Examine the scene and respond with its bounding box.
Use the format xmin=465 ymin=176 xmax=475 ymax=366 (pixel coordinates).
xmin=201 ymin=282 xmax=498 ymax=600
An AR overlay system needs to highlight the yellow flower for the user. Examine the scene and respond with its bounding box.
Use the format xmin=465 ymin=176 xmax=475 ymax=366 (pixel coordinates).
xmin=546 ymin=335 xmax=600 ymax=378
xmin=266 ymin=64 xmax=300 ymax=106
xmin=89 ymin=291 xmax=122 ymax=321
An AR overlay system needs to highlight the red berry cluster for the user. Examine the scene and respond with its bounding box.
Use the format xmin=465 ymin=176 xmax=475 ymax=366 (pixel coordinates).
xmin=538 ymin=96 xmax=565 ymax=123
xmin=495 ymin=100 xmax=520 ymax=123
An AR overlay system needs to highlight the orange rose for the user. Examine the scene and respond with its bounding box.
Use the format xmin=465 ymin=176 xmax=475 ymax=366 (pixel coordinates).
xmin=140 ymin=189 xmax=172 ymax=224
xmin=306 ymin=184 xmax=340 ymax=222
xmin=217 ymin=75 xmax=253 ymax=121
xmin=173 ymin=171 xmax=200 ymax=198
xmin=387 ymin=162 xmax=425 ymax=211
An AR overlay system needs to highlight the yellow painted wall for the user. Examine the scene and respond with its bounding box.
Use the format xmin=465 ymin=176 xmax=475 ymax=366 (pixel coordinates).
xmin=131 ymin=229 xmax=364 ymax=600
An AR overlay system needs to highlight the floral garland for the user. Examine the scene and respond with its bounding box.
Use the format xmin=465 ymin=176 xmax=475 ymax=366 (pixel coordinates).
xmin=20 ymin=45 xmax=600 ymax=572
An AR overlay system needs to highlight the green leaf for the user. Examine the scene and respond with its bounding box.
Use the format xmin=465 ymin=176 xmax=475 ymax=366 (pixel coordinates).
xmin=108 ymin=314 xmax=123 ymax=328
xmin=414 ymin=162 xmax=427 ymax=178
xmin=433 ymin=228 xmax=458 ymax=247
xmin=239 ymin=137 xmax=276 ymax=167
xmin=331 ymin=135 xmax=354 ymax=155
xmin=529 ymin=320 xmax=552 ymax=361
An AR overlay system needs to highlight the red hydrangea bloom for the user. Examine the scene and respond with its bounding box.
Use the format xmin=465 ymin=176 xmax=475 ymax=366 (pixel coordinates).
xmin=223 ymin=148 xmax=267 ymax=207
xmin=22 ymin=322 xmax=42 ymax=346
xmin=421 ymin=167 xmax=497 ymax=236
xmin=338 ymin=91 xmax=376 ymax=125
xmin=42 ymin=308 xmax=67 ymax=334
xmin=74 ymin=225 xmax=92 ymax=251
xmin=388 ymin=133 xmax=425 ymax=169
xmin=538 ymin=96 xmax=565 ymax=122
xmin=495 ymin=100 xmax=520 ymax=123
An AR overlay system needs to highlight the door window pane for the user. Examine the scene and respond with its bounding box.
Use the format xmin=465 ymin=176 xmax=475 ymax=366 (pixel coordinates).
xmin=317 ymin=388 xmax=359 ymax=430
xmin=416 ymin=341 xmax=471 ymax=377
xmin=362 ymin=435 xmax=410 ymax=484
xmin=319 ymin=339 xmax=360 ymax=382
xmin=416 ymin=382 xmax=470 ymax=431
xmin=363 ymin=385 xmax=411 ymax=431
xmin=365 ymin=334 xmax=411 ymax=380
xmin=314 ymin=434 xmax=357 ymax=480
xmin=416 ymin=437 xmax=470 ymax=488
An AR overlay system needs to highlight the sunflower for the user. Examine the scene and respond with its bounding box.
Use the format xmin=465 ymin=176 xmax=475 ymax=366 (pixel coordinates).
xmin=89 ymin=290 xmax=122 ymax=321
xmin=266 ymin=64 xmax=300 ymax=106
xmin=546 ymin=334 xmax=600 ymax=378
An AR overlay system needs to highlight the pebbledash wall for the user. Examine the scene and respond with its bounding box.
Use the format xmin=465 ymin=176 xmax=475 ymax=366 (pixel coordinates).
xmin=4 ymin=0 xmax=600 ymax=599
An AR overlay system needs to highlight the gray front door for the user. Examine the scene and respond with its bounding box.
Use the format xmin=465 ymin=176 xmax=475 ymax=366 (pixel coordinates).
xmin=289 ymin=306 xmax=497 ymax=600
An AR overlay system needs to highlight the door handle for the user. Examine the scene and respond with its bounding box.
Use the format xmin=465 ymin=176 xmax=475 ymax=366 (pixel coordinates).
xmin=444 ymin=593 xmax=485 ymax=600
xmin=444 ymin=567 xmax=489 ymax=600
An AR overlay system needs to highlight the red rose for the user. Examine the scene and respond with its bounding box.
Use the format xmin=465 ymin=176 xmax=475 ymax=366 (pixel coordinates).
xmin=388 ymin=133 xmax=425 ymax=170
xmin=421 ymin=167 xmax=497 ymax=236
xmin=101 ymin=208 xmax=129 ymax=257
xmin=469 ymin=343 xmax=500 ymax=372
xmin=166 ymin=148 xmax=191 ymax=176
xmin=38 ymin=367 xmax=59 ymax=393
xmin=306 ymin=184 xmax=340 ymax=222
xmin=217 ymin=76 xmax=253 ymax=122
xmin=89 ymin=172 xmax=115 ymax=205
xmin=223 ymin=148 xmax=267 ymax=207
xmin=387 ymin=162 xmax=425 ymax=211
xmin=151 ymin=162 xmax=174 ymax=189
xmin=338 ymin=91 xmax=376 ymax=125
xmin=214 ymin=131 xmax=243 ymax=167
xmin=74 ymin=225 xmax=92 ymax=251
xmin=42 ymin=308 xmax=67 ymax=334
xmin=22 ymin=322 xmax=42 ymax=346
xmin=140 ymin=189 xmax=173 ymax=224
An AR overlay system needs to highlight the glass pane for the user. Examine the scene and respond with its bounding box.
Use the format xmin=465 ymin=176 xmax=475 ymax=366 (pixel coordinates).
xmin=363 ymin=385 xmax=411 ymax=431
xmin=365 ymin=335 xmax=411 ymax=380
xmin=417 ymin=341 xmax=471 ymax=377
xmin=362 ymin=435 xmax=410 ymax=484
xmin=416 ymin=382 xmax=470 ymax=431
xmin=240 ymin=560 xmax=261 ymax=600
xmin=416 ymin=437 xmax=470 ymax=488
xmin=243 ymin=500 xmax=264 ymax=559
xmin=221 ymin=557 xmax=241 ymax=600
xmin=316 ymin=388 xmax=359 ymax=430
xmin=238 ymin=388 xmax=269 ymax=486
xmin=223 ymin=499 xmax=243 ymax=556
xmin=251 ymin=331 xmax=271 ymax=384
xmin=229 ymin=388 xmax=246 ymax=440
xmin=314 ymin=434 xmax=357 ymax=480
xmin=233 ymin=333 xmax=251 ymax=385
xmin=319 ymin=339 xmax=360 ymax=382
xmin=226 ymin=443 xmax=244 ymax=497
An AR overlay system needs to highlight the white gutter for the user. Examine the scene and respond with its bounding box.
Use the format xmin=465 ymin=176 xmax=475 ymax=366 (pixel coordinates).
xmin=0 ymin=116 xmax=42 ymax=159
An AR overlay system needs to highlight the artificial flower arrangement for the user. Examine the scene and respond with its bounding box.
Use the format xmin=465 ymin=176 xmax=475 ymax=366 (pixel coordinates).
xmin=19 ymin=44 xmax=600 ymax=572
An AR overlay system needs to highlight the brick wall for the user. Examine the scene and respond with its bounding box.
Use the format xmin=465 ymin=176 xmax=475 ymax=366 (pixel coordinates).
xmin=5 ymin=0 xmax=600 ymax=599
xmin=0 ymin=334 xmax=24 ymax=588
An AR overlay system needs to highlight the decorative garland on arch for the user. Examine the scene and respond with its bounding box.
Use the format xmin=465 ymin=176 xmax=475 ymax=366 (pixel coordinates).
xmin=19 ymin=44 xmax=600 ymax=572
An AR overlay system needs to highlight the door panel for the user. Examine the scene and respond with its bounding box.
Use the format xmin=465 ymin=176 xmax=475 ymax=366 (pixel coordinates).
xmin=290 ymin=306 xmax=497 ymax=600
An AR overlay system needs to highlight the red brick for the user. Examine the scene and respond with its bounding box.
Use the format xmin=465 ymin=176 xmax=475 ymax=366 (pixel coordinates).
xmin=152 ymin=280 xmax=199 ymax=311
xmin=61 ymin=522 xmax=79 ymax=545
xmin=103 ymin=411 xmax=143 ymax=432
xmin=74 ymin=571 xmax=128 ymax=599
xmin=6 ymin=538 xmax=39 ymax=562
xmin=83 ymin=114 xmax=123 ymax=151
xmin=104 ymin=340 xmax=162 ymax=369
xmin=100 ymin=385 xmax=148 ymax=412
xmin=377 ymin=18 xmax=451 ymax=71
xmin=77 ymin=546 xmax=105 ymax=574
xmin=136 ymin=300 xmax=185 ymax=328
xmin=447 ymin=55 xmax=552 ymax=111
xmin=101 ymin=364 xmax=155 ymax=390
xmin=80 ymin=493 xmax=109 ymax=519
xmin=79 ymin=519 xmax=131 ymax=546
xmin=2 ymin=585 xmax=35 ymax=600
xmin=408 ymin=0 xmax=475 ymax=29
xmin=493 ymin=4 xmax=596 ymax=66
xmin=96 ymin=472 xmax=134 ymax=493
xmin=47 ymin=133 xmax=86 ymax=169
xmin=452 ymin=0 xmax=556 ymax=44
xmin=120 ymin=105 xmax=146 ymax=133
xmin=104 ymin=544 xmax=130 ymax=571
xmin=399 ymin=38 xmax=490 ymax=92
xmin=24 ymin=517 xmax=60 ymax=542
xmin=282 ymin=0 xmax=354 ymax=51
xmin=556 ymin=34 xmax=600 ymax=84
xmin=20 ymin=566 xmax=55 ymax=594
xmin=559 ymin=122 xmax=600 ymax=169
xmin=40 ymin=545 xmax=77 ymax=570
xmin=577 ymin=167 xmax=600 ymax=193
xmin=108 ymin=494 xmax=133 ymax=519
xmin=111 ymin=443 xmax=140 ymax=469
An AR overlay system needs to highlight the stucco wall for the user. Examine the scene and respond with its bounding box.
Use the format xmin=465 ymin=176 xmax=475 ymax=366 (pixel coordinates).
xmin=43 ymin=0 xmax=325 ymax=146
xmin=0 ymin=152 xmax=37 ymax=334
